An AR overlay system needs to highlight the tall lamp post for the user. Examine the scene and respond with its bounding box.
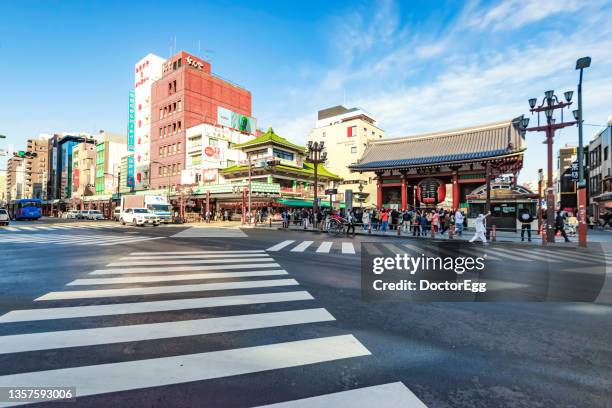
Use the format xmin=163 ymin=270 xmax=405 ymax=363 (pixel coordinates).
xmin=306 ymin=141 xmax=327 ymax=228
xmin=523 ymin=90 xmax=578 ymax=243
xmin=575 ymin=56 xmax=591 ymax=247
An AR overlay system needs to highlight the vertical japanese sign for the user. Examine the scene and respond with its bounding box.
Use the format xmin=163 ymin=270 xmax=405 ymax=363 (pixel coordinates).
xmin=127 ymin=90 xmax=135 ymax=152
xmin=127 ymin=155 xmax=135 ymax=188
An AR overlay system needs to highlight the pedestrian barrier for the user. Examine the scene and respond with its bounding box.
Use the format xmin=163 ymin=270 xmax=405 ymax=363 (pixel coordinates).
xmin=491 ymin=225 xmax=496 ymax=242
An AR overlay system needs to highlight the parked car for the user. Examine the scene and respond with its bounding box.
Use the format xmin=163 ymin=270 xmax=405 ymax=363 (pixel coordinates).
xmin=120 ymin=208 xmax=160 ymax=226
xmin=64 ymin=210 xmax=81 ymax=219
xmin=0 ymin=208 xmax=10 ymax=226
xmin=82 ymin=210 xmax=105 ymax=220
xmin=113 ymin=207 xmax=121 ymax=222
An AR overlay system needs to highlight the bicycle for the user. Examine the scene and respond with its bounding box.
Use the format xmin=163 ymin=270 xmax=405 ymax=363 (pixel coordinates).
xmin=327 ymin=216 xmax=347 ymax=237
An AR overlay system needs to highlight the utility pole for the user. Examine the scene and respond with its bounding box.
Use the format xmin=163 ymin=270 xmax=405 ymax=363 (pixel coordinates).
xmin=248 ymin=153 xmax=252 ymax=224
xmin=306 ymin=141 xmax=327 ymax=228
xmin=524 ymin=90 xmax=578 ymax=243
xmin=575 ymin=56 xmax=591 ymax=247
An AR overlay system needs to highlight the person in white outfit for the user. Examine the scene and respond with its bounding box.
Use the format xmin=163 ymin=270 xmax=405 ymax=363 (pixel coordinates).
xmin=469 ymin=212 xmax=490 ymax=244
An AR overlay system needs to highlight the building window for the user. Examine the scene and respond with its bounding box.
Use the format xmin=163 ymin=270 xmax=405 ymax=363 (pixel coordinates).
xmin=351 ymin=146 xmax=357 ymax=154
xmin=605 ymin=146 xmax=609 ymax=161
xmin=178 ymin=100 xmax=182 ymax=111
xmin=209 ymin=138 xmax=218 ymax=147
xmin=177 ymin=142 xmax=181 ymax=153
xmin=158 ymin=166 xmax=162 ymax=176
xmin=322 ymin=131 xmax=326 ymax=138
xmin=273 ymin=148 xmax=294 ymax=161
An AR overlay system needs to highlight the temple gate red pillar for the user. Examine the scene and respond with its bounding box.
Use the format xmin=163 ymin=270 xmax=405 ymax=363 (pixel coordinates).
xmin=401 ymin=176 xmax=407 ymax=210
xmin=376 ymin=177 xmax=382 ymax=210
xmin=452 ymin=171 xmax=460 ymax=210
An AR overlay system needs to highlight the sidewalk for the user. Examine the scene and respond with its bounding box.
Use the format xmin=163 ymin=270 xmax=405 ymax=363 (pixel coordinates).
xmin=250 ymin=222 xmax=612 ymax=245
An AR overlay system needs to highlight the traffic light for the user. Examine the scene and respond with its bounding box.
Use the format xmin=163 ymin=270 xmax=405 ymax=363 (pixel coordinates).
xmin=13 ymin=151 xmax=38 ymax=158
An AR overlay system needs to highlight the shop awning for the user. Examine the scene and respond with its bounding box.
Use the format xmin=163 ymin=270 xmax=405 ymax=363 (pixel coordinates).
xmin=277 ymin=198 xmax=345 ymax=208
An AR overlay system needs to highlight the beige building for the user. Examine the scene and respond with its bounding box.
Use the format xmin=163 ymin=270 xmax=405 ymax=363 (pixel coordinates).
xmin=71 ymin=142 xmax=97 ymax=199
xmin=307 ymin=105 xmax=384 ymax=207
xmin=6 ymin=156 xmax=25 ymax=201
xmin=0 ymin=171 xmax=7 ymax=206
xmin=23 ymin=137 xmax=49 ymax=199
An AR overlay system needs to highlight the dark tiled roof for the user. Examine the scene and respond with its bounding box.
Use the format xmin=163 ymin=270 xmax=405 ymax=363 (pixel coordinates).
xmin=350 ymin=118 xmax=525 ymax=171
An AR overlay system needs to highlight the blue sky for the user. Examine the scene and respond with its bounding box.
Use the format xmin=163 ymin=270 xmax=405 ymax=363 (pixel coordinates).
xmin=1 ymin=0 xmax=611 ymax=183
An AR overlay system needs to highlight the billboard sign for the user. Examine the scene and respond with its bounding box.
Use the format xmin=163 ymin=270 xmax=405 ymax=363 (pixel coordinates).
xmin=127 ymin=91 xmax=135 ymax=152
xmin=126 ymin=155 xmax=135 ymax=188
xmin=217 ymin=107 xmax=256 ymax=134
xmin=204 ymin=146 xmax=221 ymax=160
xmin=202 ymin=168 xmax=218 ymax=182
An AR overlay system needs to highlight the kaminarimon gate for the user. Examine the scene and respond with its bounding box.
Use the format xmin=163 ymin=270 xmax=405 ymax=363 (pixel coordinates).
xmin=349 ymin=118 xmax=526 ymax=211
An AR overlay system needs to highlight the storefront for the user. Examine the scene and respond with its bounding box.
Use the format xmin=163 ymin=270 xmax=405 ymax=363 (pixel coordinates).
xmin=466 ymin=183 xmax=538 ymax=231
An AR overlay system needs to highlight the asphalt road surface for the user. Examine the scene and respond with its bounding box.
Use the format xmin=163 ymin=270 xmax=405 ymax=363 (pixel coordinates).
xmin=0 ymin=222 xmax=611 ymax=407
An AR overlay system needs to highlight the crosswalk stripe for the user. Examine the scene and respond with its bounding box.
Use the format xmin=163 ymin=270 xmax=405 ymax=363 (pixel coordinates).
xmin=493 ymin=247 xmax=553 ymax=262
xmin=483 ymin=247 xmax=527 ymax=262
xmin=257 ymin=382 xmax=426 ymax=408
xmin=13 ymin=226 xmax=35 ymax=230
xmin=267 ymin=240 xmax=295 ymax=251
xmin=97 ymin=237 xmax=165 ymax=246
xmin=0 ymin=291 xmax=314 ymax=323
xmin=34 ymin=226 xmax=53 ymax=230
xmin=0 ymin=309 xmax=335 ymax=355
xmin=0 ymin=335 xmax=370 ymax=404
xmin=316 ymin=242 xmax=333 ymax=253
xmin=68 ymin=270 xmax=289 ymax=285
xmin=341 ymin=242 xmax=356 ymax=254
xmin=125 ymin=253 xmax=271 ymax=260
xmin=131 ymin=250 xmax=265 ymax=255
xmin=89 ymin=262 xmax=281 ymax=275
xmin=107 ymin=257 xmax=273 ymax=267
xmin=35 ymin=278 xmax=299 ymax=300
xmin=1 ymin=227 xmax=19 ymax=231
xmin=291 ymin=241 xmax=314 ymax=252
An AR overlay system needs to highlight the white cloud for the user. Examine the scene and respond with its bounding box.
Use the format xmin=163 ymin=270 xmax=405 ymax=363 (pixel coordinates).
xmin=468 ymin=0 xmax=583 ymax=31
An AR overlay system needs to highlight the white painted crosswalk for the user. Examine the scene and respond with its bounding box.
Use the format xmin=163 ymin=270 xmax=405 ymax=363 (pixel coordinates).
xmin=268 ymin=240 xmax=357 ymax=255
xmin=171 ymin=226 xmax=248 ymax=238
xmin=0 ymin=233 xmax=165 ymax=247
xmin=0 ymin=249 xmax=423 ymax=407
xmin=0 ymin=223 xmax=121 ymax=233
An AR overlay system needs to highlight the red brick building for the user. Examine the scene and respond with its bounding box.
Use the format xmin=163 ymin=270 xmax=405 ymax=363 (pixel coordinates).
xmin=150 ymin=51 xmax=252 ymax=189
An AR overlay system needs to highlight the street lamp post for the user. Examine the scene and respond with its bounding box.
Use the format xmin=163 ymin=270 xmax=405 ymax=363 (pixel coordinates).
xmin=306 ymin=141 xmax=327 ymax=228
xmin=575 ymin=56 xmax=591 ymax=247
xmin=523 ymin=90 xmax=578 ymax=243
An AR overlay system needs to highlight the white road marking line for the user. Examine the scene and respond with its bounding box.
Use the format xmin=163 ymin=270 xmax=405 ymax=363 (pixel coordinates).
xmin=0 ymin=309 xmax=335 ymax=355
xmin=89 ymin=262 xmax=281 ymax=275
xmin=13 ymin=226 xmax=35 ymax=230
xmin=98 ymin=237 xmax=165 ymax=246
xmin=34 ymin=226 xmax=53 ymax=230
xmin=382 ymin=243 xmax=403 ymax=253
xmin=267 ymin=240 xmax=296 ymax=251
xmin=493 ymin=247 xmax=558 ymax=262
xmin=0 ymin=291 xmax=314 ymax=323
xmin=341 ymin=242 xmax=356 ymax=254
xmin=0 ymin=335 xmax=370 ymax=405
xmin=130 ymin=250 xmax=265 ymax=255
xmin=291 ymin=241 xmax=314 ymax=252
xmin=257 ymin=382 xmax=426 ymax=408
xmin=124 ymin=253 xmax=271 ymax=260
xmin=171 ymin=227 xmax=248 ymax=238
xmin=107 ymin=257 xmax=273 ymax=267
xmin=1 ymin=227 xmax=19 ymax=231
xmin=68 ymin=270 xmax=289 ymax=285
xmin=35 ymin=279 xmax=299 ymax=301
xmin=316 ymin=242 xmax=333 ymax=253
xmin=365 ymin=244 xmax=384 ymax=255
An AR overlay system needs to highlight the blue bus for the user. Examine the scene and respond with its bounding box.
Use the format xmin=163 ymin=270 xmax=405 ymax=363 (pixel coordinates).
xmin=8 ymin=199 xmax=43 ymax=221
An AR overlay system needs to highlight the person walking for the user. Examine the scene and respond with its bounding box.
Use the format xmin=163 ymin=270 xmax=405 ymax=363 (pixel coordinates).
xmin=347 ymin=210 xmax=356 ymax=236
xmin=439 ymin=210 xmax=448 ymax=235
xmin=402 ymin=210 xmax=411 ymax=233
xmin=419 ymin=211 xmax=429 ymax=236
xmin=454 ymin=209 xmax=465 ymax=236
xmin=372 ymin=209 xmax=379 ymax=231
xmin=469 ymin=212 xmax=490 ymax=244
xmin=413 ymin=211 xmax=422 ymax=236
xmin=432 ymin=211 xmax=440 ymax=235
xmin=555 ymin=210 xmax=571 ymax=242
xmin=362 ymin=209 xmax=370 ymax=231
xmin=380 ymin=209 xmax=389 ymax=233
xmin=518 ymin=210 xmax=534 ymax=242
xmin=302 ymin=208 xmax=310 ymax=229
